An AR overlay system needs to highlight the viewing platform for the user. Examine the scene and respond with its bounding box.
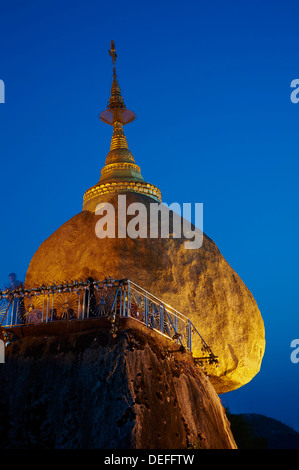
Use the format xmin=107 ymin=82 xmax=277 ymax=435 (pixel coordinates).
xmin=0 ymin=278 xmax=218 ymax=366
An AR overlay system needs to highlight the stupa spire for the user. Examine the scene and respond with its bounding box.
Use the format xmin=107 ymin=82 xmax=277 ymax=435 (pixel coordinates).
xmin=82 ymin=41 xmax=162 ymax=212
xmin=100 ymin=41 xmax=135 ymax=127
xmin=99 ymin=40 xmax=137 ymax=169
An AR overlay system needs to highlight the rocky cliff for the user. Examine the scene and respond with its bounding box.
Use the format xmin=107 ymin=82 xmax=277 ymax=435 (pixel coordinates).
xmin=0 ymin=321 xmax=236 ymax=449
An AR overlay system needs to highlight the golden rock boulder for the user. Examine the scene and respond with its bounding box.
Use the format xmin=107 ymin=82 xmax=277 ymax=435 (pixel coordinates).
xmin=25 ymin=192 xmax=265 ymax=394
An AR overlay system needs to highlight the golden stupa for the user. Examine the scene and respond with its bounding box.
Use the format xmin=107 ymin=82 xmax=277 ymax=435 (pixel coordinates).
xmin=83 ymin=40 xmax=161 ymax=210
xmin=25 ymin=42 xmax=265 ymax=394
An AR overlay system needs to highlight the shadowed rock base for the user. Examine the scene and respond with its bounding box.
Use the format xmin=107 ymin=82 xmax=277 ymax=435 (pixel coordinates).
xmin=0 ymin=326 xmax=236 ymax=449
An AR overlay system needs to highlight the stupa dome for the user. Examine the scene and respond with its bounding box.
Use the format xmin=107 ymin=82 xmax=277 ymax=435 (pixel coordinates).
xmin=25 ymin=42 xmax=265 ymax=394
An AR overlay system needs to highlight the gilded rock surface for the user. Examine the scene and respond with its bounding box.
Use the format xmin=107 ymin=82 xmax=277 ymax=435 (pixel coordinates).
xmin=25 ymin=193 xmax=265 ymax=394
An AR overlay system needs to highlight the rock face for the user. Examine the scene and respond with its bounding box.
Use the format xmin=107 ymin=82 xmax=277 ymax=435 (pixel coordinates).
xmin=25 ymin=192 xmax=265 ymax=394
xmin=0 ymin=324 xmax=236 ymax=449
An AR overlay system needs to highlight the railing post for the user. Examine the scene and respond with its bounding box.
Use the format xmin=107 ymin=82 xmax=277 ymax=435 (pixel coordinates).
xmin=82 ymin=289 xmax=86 ymax=319
xmin=77 ymin=291 xmax=81 ymax=320
xmin=127 ymin=281 xmax=130 ymax=317
xmin=10 ymin=298 xmax=14 ymax=326
xmin=119 ymin=285 xmax=122 ymax=317
xmin=187 ymin=320 xmax=192 ymax=352
xmin=42 ymin=295 xmax=45 ymax=323
xmin=160 ymin=304 xmax=164 ymax=333
xmin=87 ymin=287 xmax=90 ymax=318
xmin=123 ymin=285 xmax=126 ymax=317
xmin=115 ymin=287 xmax=118 ymax=316
xmin=145 ymin=292 xmax=148 ymax=326
xmin=51 ymin=293 xmax=54 ymax=322
xmin=46 ymin=294 xmax=49 ymax=323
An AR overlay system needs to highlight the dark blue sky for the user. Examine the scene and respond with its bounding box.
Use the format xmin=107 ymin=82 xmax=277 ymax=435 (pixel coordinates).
xmin=1 ymin=0 xmax=299 ymax=432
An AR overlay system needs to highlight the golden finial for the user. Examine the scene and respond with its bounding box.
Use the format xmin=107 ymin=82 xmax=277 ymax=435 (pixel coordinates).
xmin=100 ymin=40 xmax=135 ymax=126
xmin=108 ymin=40 xmax=117 ymax=66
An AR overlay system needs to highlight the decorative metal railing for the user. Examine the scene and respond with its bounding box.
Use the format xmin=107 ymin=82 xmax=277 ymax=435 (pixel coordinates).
xmin=0 ymin=278 xmax=218 ymax=363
